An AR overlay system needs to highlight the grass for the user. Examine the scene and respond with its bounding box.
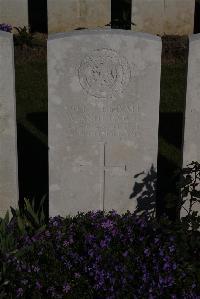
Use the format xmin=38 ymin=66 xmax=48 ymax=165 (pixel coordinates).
xmin=13 ymin=34 xmax=188 ymax=211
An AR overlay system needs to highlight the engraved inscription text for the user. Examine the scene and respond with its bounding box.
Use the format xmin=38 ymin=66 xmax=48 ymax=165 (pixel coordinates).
xmin=64 ymin=103 xmax=139 ymax=139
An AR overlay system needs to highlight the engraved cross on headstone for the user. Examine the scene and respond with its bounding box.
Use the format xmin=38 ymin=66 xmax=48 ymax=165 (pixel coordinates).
xmin=74 ymin=142 xmax=127 ymax=210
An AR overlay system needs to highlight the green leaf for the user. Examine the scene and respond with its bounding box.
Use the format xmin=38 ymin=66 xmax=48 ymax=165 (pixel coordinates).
xmin=17 ymin=216 xmax=25 ymax=234
xmin=10 ymin=206 xmax=17 ymax=218
xmin=24 ymin=198 xmax=39 ymax=226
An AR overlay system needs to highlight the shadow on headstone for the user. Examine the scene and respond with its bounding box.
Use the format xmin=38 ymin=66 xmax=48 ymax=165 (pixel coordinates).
xmin=130 ymin=165 xmax=157 ymax=218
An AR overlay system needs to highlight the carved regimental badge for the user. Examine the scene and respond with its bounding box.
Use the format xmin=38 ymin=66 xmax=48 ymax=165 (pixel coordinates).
xmin=78 ymin=49 xmax=131 ymax=99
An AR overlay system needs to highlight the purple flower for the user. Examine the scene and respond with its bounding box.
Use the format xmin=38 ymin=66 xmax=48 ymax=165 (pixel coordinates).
xmin=0 ymin=23 xmax=12 ymax=33
xmin=159 ymin=249 xmax=164 ymax=257
xmin=85 ymin=233 xmax=96 ymax=243
xmin=163 ymin=262 xmax=170 ymax=271
xmin=169 ymin=244 xmax=176 ymax=252
xmin=74 ymin=272 xmax=81 ymax=278
xmin=36 ymin=281 xmax=42 ymax=290
xmin=55 ymin=230 xmax=63 ymax=241
xmin=109 ymin=209 xmax=118 ymax=216
xmin=45 ymin=230 xmax=51 ymax=237
xmin=101 ymin=219 xmax=114 ymax=230
xmin=192 ymin=283 xmax=196 ymax=289
xmin=64 ymin=260 xmax=72 ymax=269
xmin=111 ymin=227 xmax=118 ymax=236
xmin=100 ymin=239 xmax=107 ymax=248
xmin=154 ymin=237 xmax=160 ymax=244
xmin=144 ymin=248 xmax=150 ymax=257
xmin=88 ymin=249 xmax=94 ymax=257
xmin=142 ymin=272 xmax=149 ymax=282
xmin=63 ymin=240 xmax=70 ymax=247
xmin=172 ymin=263 xmax=177 ymax=270
xmin=21 ymin=279 xmax=28 ymax=285
xmin=100 ymin=238 xmax=109 ymax=248
xmin=122 ymin=250 xmax=128 ymax=257
xmin=16 ymin=288 xmax=23 ymax=298
xmin=63 ymin=283 xmax=71 ymax=293
xmin=32 ymin=265 xmax=40 ymax=273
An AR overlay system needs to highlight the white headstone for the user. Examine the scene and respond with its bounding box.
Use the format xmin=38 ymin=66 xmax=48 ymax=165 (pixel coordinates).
xmin=0 ymin=31 xmax=18 ymax=217
xmin=132 ymin=0 xmax=164 ymax=36
xmin=0 ymin=0 xmax=28 ymax=31
xmin=48 ymin=29 xmax=161 ymax=217
xmin=164 ymin=0 xmax=195 ymax=36
xmin=182 ymin=34 xmax=200 ymax=218
xmin=132 ymin=0 xmax=195 ymax=36
xmin=48 ymin=0 xmax=111 ymax=34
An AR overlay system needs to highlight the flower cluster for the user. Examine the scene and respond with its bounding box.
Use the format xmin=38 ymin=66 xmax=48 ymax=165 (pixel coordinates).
xmin=0 ymin=23 xmax=12 ymax=33
xmin=1 ymin=211 xmax=200 ymax=298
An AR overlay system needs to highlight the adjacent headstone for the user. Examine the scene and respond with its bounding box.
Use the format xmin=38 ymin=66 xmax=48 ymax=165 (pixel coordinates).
xmin=132 ymin=0 xmax=195 ymax=36
xmin=0 ymin=31 xmax=18 ymax=217
xmin=132 ymin=0 xmax=164 ymax=36
xmin=48 ymin=29 xmax=161 ymax=217
xmin=164 ymin=0 xmax=195 ymax=35
xmin=48 ymin=0 xmax=111 ymax=34
xmin=182 ymin=34 xmax=200 ymax=218
xmin=0 ymin=0 xmax=28 ymax=31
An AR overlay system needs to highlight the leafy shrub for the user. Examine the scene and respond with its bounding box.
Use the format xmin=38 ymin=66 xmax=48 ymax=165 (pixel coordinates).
xmin=0 ymin=24 xmax=12 ymax=33
xmin=0 ymin=210 xmax=199 ymax=298
xmin=0 ymin=162 xmax=200 ymax=298
xmin=0 ymin=197 xmax=47 ymax=298
xmin=13 ymin=26 xmax=33 ymax=48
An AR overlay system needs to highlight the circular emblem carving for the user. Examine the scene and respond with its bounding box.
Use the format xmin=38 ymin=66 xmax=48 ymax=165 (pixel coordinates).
xmin=78 ymin=49 xmax=131 ymax=98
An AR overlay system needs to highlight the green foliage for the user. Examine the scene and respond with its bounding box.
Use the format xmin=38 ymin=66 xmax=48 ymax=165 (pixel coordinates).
xmin=0 ymin=195 xmax=46 ymax=256
xmin=13 ymin=26 xmax=33 ymax=48
xmin=0 ymin=197 xmax=47 ymax=295
xmin=11 ymin=196 xmax=47 ymax=236
xmin=0 ymin=211 xmax=17 ymax=295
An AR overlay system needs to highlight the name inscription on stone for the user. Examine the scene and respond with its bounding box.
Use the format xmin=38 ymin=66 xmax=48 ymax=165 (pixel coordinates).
xmin=63 ymin=103 xmax=139 ymax=140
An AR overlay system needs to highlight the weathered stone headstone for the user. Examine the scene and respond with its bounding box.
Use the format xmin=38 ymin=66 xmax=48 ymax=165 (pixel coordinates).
xmin=0 ymin=31 xmax=18 ymax=217
xmin=48 ymin=29 xmax=161 ymax=217
xmin=48 ymin=0 xmax=111 ymax=34
xmin=182 ymin=34 xmax=200 ymax=217
xmin=0 ymin=0 xmax=28 ymax=31
xmin=132 ymin=0 xmax=195 ymax=36
xmin=164 ymin=0 xmax=195 ymax=35
xmin=132 ymin=0 xmax=164 ymax=35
